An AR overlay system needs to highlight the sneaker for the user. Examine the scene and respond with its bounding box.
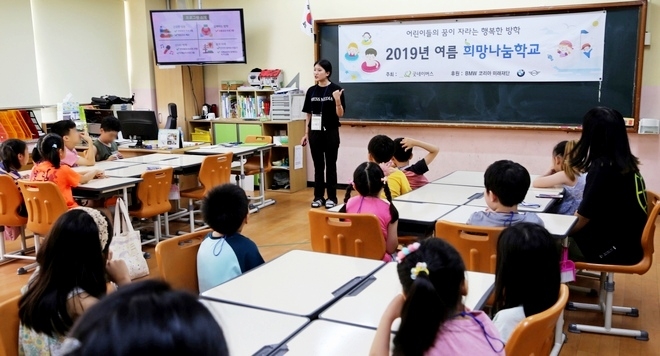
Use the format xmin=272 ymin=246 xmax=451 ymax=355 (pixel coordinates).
xmin=311 ymin=199 xmax=324 ymax=208
xmin=325 ymin=200 xmax=337 ymax=209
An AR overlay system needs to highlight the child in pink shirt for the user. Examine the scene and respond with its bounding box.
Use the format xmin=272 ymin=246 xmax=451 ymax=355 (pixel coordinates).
xmin=340 ymin=162 xmax=399 ymax=261
xmin=370 ymin=239 xmax=505 ymax=355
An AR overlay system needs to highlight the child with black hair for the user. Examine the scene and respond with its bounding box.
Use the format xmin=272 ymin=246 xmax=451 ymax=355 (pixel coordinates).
xmin=569 ymin=106 xmax=647 ymax=265
xmin=49 ymin=119 xmax=96 ymax=166
xmin=533 ymin=140 xmax=585 ymax=215
xmin=0 ymin=139 xmax=29 ymax=240
xmin=31 ymin=135 xmax=45 ymax=164
xmin=197 ymin=183 xmax=264 ymax=293
xmin=93 ymin=116 xmax=123 ymax=161
xmin=29 ymin=134 xmax=103 ymax=209
xmin=367 ymin=135 xmax=411 ymax=198
xmin=467 ymin=160 xmax=544 ymax=227
xmin=340 ymin=162 xmax=399 ymax=261
xmin=60 ymin=280 xmax=229 ymax=356
xmin=492 ymin=223 xmax=561 ymax=342
xmin=392 ymin=137 xmax=439 ymax=190
xmin=19 ymin=208 xmax=131 ymax=355
xmin=370 ymin=238 xmax=504 ymax=355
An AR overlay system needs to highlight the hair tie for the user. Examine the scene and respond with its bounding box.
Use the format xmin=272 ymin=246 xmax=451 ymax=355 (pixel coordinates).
xmin=72 ymin=207 xmax=109 ymax=250
xmin=396 ymin=242 xmax=420 ymax=262
xmin=381 ymin=176 xmax=388 ymax=184
xmin=58 ymin=337 xmax=82 ymax=354
xmin=410 ymin=262 xmax=429 ymax=280
xmin=52 ymin=143 xmax=57 ymax=148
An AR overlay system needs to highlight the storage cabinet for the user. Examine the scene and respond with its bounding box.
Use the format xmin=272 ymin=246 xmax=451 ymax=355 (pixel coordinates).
xmin=262 ymin=120 xmax=306 ymax=193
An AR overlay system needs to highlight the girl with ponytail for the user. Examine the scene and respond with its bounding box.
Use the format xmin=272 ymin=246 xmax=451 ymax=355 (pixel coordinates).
xmin=370 ymin=238 xmax=504 ymax=356
xmin=339 ymin=162 xmax=399 ymax=261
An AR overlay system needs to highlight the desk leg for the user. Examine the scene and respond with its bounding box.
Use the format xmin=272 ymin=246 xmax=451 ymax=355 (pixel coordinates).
xmin=550 ymin=236 xmax=570 ymax=356
xmin=250 ymin=148 xmax=275 ymax=211
xmin=122 ymin=187 xmax=128 ymax=204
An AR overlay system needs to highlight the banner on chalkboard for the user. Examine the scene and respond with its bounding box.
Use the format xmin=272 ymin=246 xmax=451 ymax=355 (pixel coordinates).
xmin=338 ymin=11 xmax=606 ymax=83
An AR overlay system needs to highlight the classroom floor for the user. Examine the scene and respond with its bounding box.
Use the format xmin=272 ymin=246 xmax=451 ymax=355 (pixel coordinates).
xmin=1 ymin=187 xmax=659 ymax=356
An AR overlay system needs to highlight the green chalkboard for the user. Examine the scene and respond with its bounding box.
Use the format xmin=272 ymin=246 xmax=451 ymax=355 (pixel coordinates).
xmin=317 ymin=5 xmax=642 ymax=126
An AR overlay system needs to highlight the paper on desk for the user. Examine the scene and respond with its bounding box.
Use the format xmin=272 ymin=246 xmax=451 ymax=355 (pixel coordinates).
xmin=294 ymin=145 xmax=303 ymax=170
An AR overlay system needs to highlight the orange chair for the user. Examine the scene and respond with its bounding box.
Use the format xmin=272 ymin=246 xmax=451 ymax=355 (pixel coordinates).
xmin=230 ymin=136 xmax=273 ymax=208
xmin=505 ymin=284 xmax=569 ymax=356
xmin=567 ymin=191 xmax=660 ymax=340
xmin=180 ymin=153 xmax=233 ymax=233
xmin=0 ymin=294 xmax=20 ymax=356
xmin=129 ymin=167 xmax=173 ymax=245
xmin=0 ymin=176 xmax=30 ymax=266
xmin=17 ymin=181 xmax=69 ymax=275
xmin=155 ymin=228 xmax=211 ymax=294
xmin=434 ymin=221 xmax=504 ymax=273
xmin=309 ymin=209 xmax=386 ymax=260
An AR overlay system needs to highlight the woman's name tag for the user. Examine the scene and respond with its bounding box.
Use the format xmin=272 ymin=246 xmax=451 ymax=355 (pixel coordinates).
xmin=311 ymin=114 xmax=322 ymax=131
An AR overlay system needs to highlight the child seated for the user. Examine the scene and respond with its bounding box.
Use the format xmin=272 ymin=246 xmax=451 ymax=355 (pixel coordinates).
xmin=93 ymin=116 xmax=124 ymax=161
xmin=340 ymin=162 xmax=399 ymax=261
xmin=19 ymin=208 xmax=130 ymax=355
xmin=367 ymin=135 xmax=411 ymax=198
xmin=49 ymin=119 xmax=96 ymax=166
xmin=370 ymin=238 xmax=504 ymax=355
xmin=392 ymin=137 xmax=439 ymax=189
xmin=532 ymin=140 xmax=585 ymax=215
xmin=197 ymin=184 xmax=264 ymax=293
xmin=30 ymin=134 xmax=103 ymax=209
xmin=0 ymin=139 xmax=29 ymax=240
xmin=492 ymin=223 xmax=561 ymax=342
xmin=467 ymin=160 xmax=544 ymax=227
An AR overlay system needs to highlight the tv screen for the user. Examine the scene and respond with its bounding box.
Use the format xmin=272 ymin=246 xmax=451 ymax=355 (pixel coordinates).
xmin=150 ymin=9 xmax=246 ymax=65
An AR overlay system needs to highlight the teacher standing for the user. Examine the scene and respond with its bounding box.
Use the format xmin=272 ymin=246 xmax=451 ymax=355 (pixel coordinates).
xmin=301 ymin=59 xmax=346 ymax=209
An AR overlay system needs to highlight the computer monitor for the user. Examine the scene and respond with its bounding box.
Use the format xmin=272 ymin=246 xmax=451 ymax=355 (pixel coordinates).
xmin=116 ymin=110 xmax=160 ymax=148
xmin=83 ymin=108 xmax=114 ymax=136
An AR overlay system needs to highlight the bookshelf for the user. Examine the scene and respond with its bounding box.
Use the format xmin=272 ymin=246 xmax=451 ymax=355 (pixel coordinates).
xmin=220 ymin=88 xmax=274 ymax=120
xmin=262 ymin=120 xmax=306 ymax=193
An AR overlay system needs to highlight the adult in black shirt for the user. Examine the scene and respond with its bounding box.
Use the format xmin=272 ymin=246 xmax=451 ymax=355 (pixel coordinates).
xmin=569 ymin=107 xmax=647 ymax=265
xmin=301 ymin=59 xmax=346 ymax=209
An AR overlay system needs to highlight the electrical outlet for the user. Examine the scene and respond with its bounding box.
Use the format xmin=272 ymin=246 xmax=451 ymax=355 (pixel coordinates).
xmin=645 ymin=31 xmax=651 ymax=46
xmin=624 ymin=117 xmax=635 ymax=126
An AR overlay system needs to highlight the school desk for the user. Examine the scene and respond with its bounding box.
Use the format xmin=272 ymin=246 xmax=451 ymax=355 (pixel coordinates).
xmin=465 ymin=189 xmax=556 ymax=213
xmin=394 ymin=184 xmax=484 ymax=205
xmin=271 ymin=320 xmax=379 ymax=356
xmin=103 ymin=164 xmax=156 ymax=178
xmin=89 ymin=160 xmax=142 ymax=170
xmin=432 ymin=170 xmax=564 ymax=195
xmin=72 ymin=177 xmax=142 ymax=203
xmin=120 ymin=153 xmax=182 ymax=164
xmin=186 ymin=143 xmax=276 ymax=211
xmin=200 ymin=300 xmax=309 ymax=356
xmin=437 ymin=205 xmax=577 ymax=238
xmin=200 ymin=250 xmax=384 ymax=318
xmin=319 ymin=262 xmax=495 ymax=332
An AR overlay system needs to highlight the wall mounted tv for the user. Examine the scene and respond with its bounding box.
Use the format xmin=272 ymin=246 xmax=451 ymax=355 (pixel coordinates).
xmin=150 ymin=9 xmax=246 ymax=65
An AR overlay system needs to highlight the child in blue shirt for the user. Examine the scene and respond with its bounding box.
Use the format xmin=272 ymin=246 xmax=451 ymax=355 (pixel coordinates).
xmin=467 ymin=160 xmax=544 ymax=227
xmin=197 ymin=184 xmax=264 ymax=293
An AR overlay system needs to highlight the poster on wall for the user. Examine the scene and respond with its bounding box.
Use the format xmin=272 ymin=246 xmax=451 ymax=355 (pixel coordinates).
xmin=338 ymin=11 xmax=606 ymax=83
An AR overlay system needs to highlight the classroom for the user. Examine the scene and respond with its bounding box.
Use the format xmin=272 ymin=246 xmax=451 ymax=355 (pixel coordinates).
xmin=1 ymin=0 xmax=659 ymax=355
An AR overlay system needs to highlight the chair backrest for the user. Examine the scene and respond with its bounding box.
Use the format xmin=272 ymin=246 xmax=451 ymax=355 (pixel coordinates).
xmin=308 ymin=209 xmax=386 ymax=260
xmin=199 ymin=153 xmax=233 ymax=192
xmin=0 ymin=175 xmax=27 ymax=227
xmin=0 ymin=294 xmax=21 ymax=356
xmin=155 ymin=228 xmax=210 ymax=294
xmin=505 ymin=284 xmax=569 ymax=356
xmin=434 ymin=221 xmax=504 ymax=273
xmin=244 ymin=135 xmax=272 ymax=171
xmin=17 ymin=180 xmax=68 ymax=236
xmin=134 ymin=167 xmax=173 ymax=217
xmin=638 ymin=190 xmax=660 ymax=271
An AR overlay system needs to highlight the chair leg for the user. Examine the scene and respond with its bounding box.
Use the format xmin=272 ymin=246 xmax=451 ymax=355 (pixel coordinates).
xmin=164 ymin=212 xmax=170 ymax=237
xmin=567 ymin=272 xmax=648 ymax=340
xmin=189 ymin=199 xmax=195 ymax=233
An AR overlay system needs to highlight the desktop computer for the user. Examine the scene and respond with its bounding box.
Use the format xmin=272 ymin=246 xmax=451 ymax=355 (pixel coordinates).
xmin=116 ymin=110 xmax=160 ymax=148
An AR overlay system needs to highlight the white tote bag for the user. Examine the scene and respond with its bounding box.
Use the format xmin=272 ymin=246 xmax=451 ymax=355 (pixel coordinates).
xmin=109 ymin=198 xmax=149 ymax=279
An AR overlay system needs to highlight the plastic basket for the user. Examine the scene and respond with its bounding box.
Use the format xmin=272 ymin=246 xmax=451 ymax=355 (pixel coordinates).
xmin=0 ymin=112 xmax=18 ymax=138
xmin=8 ymin=110 xmax=32 ymax=139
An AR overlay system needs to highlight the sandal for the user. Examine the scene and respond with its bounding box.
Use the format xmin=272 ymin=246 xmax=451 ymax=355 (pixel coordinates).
xmin=311 ymin=198 xmax=324 ymax=208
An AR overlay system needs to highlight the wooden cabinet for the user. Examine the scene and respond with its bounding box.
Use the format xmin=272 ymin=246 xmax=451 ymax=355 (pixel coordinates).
xmin=153 ymin=65 xmax=204 ymax=138
xmin=262 ymin=120 xmax=306 ymax=193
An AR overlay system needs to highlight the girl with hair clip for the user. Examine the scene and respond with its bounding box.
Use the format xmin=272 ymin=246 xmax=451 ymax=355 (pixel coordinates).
xmin=492 ymin=223 xmax=560 ymax=343
xmin=0 ymin=139 xmax=29 ymax=240
xmin=569 ymin=106 xmax=647 ymax=265
xmin=532 ymin=140 xmax=586 ymax=215
xmin=59 ymin=280 xmax=229 ymax=356
xmin=18 ymin=208 xmax=131 ymax=355
xmin=29 ymin=134 xmax=104 ymax=209
xmin=339 ymin=162 xmax=399 ymax=261
xmin=370 ymin=238 xmax=504 ymax=356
